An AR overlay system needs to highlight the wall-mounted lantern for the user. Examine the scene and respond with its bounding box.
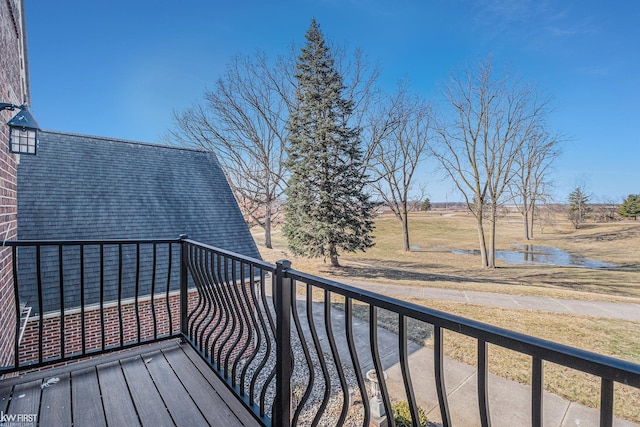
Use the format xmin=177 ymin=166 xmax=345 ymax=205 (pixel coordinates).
xmin=1 ymin=103 xmax=40 ymax=155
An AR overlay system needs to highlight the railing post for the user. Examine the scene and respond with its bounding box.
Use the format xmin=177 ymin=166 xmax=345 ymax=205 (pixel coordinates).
xmin=274 ymin=260 xmax=292 ymax=427
xmin=179 ymin=234 xmax=189 ymax=338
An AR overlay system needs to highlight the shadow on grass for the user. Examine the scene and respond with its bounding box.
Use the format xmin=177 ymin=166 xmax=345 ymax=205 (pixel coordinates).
xmin=321 ymin=262 xmax=518 ymax=287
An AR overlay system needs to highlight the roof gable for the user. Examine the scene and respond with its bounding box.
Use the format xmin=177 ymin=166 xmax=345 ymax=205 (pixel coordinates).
xmin=17 ymin=131 xmax=260 ymax=258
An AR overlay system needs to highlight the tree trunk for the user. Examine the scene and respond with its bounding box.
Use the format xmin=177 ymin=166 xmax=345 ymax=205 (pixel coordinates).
xmin=476 ymin=213 xmax=489 ymax=268
xmin=329 ymin=244 xmax=340 ymax=267
xmin=522 ymin=194 xmax=530 ymax=240
xmin=529 ymin=200 xmax=536 ymax=239
xmin=330 ymin=254 xmax=340 ymax=267
xmin=402 ymin=203 xmax=410 ymax=251
xmin=488 ymin=204 xmax=497 ymax=268
xmin=264 ymin=201 xmax=273 ymax=249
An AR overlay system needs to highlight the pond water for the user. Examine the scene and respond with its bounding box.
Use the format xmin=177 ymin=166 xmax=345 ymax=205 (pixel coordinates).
xmin=452 ymin=244 xmax=616 ymax=269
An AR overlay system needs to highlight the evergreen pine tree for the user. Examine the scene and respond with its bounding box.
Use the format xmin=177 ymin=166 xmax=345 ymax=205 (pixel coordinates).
xmin=619 ymin=194 xmax=640 ymax=220
xmin=568 ymin=186 xmax=590 ymax=228
xmin=284 ymin=19 xmax=374 ymax=267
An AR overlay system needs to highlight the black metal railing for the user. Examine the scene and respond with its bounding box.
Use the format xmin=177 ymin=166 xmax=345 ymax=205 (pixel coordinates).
xmin=1 ymin=238 xmax=182 ymax=373
xmin=3 ymin=237 xmax=640 ymax=427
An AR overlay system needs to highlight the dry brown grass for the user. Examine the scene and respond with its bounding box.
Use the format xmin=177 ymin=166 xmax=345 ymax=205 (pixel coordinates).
xmin=257 ymin=211 xmax=640 ymax=302
xmin=253 ymin=211 xmax=640 ymax=422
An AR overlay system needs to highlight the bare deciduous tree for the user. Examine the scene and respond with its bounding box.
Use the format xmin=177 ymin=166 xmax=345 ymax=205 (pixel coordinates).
xmin=511 ymin=128 xmax=561 ymax=239
xmin=170 ymin=53 xmax=289 ymax=248
xmin=432 ymin=58 xmax=551 ymax=267
xmin=370 ymin=81 xmax=431 ymax=251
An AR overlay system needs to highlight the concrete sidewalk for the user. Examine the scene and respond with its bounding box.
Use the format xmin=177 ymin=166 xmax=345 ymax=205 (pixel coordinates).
xmin=342 ymin=280 xmax=640 ymax=321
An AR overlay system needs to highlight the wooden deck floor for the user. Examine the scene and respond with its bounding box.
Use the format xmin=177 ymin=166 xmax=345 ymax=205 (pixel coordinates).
xmin=0 ymin=340 xmax=261 ymax=427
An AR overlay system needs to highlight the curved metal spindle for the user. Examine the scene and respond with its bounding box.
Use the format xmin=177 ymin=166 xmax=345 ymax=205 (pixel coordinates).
xmin=257 ymin=269 xmax=278 ymax=417
xmin=150 ymin=243 xmax=157 ymax=339
xmin=291 ymin=279 xmax=316 ymax=425
xmin=200 ymin=250 xmax=225 ymax=360
xmin=399 ymin=314 xmax=420 ymax=426
xmin=224 ymin=259 xmax=247 ymax=386
xmin=307 ymin=284 xmax=332 ymax=426
xmin=249 ymin=268 xmax=272 ymax=410
xmin=165 ymin=243 xmax=174 ymax=336
xmin=345 ymin=298 xmax=370 ymax=427
xmin=185 ymin=245 xmax=206 ymax=339
xmin=188 ymin=246 xmax=210 ymax=344
xmin=369 ymin=306 xmax=394 ymax=426
xmin=196 ymin=249 xmax=219 ymax=358
xmin=216 ymin=256 xmax=239 ymax=377
xmin=434 ymin=326 xmax=452 ymax=427
xmin=210 ymin=254 xmax=229 ymax=370
xmin=237 ymin=262 xmax=259 ymax=397
xmin=230 ymin=261 xmax=253 ymax=388
xmin=324 ymin=290 xmax=350 ymax=425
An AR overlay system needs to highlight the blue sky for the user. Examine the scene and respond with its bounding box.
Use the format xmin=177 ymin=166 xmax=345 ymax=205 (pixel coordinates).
xmin=25 ymin=0 xmax=639 ymax=203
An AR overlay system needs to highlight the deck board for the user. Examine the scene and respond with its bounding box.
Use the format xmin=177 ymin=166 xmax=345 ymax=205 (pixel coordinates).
xmin=39 ymin=372 xmax=72 ymax=426
xmin=6 ymin=379 xmax=41 ymax=421
xmin=97 ymin=360 xmax=140 ymax=426
xmin=120 ymin=355 xmax=175 ymax=427
xmin=72 ymin=367 xmax=107 ymax=427
xmin=144 ymin=349 xmax=209 ymax=427
xmin=181 ymin=344 xmax=263 ymax=427
xmin=163 ymin=344 xmax=247 ymax=426
xmin=0 ymin=341 xmax=259 ymax=426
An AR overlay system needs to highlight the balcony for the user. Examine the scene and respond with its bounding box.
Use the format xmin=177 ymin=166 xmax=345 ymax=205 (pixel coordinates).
xmin=1 ymin=237 xmax=639 ymax=426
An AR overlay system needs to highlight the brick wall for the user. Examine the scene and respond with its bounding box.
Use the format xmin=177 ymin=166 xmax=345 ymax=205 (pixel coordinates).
xmin=0 ymin=0 xmax=28 ymax=368
xmin=18 ymin=283 xmax=257 ymax=368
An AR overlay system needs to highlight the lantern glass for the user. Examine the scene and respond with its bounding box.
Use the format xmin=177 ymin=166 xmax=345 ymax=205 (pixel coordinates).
xmin=10 ymin=126 xmax=38 ymax=155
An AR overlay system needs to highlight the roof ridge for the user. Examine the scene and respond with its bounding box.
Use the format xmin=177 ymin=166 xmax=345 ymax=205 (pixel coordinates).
xmin=40 ymin=129 xmax=210 ymax=154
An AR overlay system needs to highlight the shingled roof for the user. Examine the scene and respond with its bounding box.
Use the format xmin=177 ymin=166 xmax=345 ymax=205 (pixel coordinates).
xmin=16 ymin=130 xmax=261 ymax=314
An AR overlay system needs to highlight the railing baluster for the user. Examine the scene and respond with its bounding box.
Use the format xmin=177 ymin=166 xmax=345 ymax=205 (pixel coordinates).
xmin=369 ymin=305 xmax=394 ymax=426
xmin=80 ymin=244 xmax=86 ymax=353
xmin=59 ymin=245 xmax=65 ymax=358
xmin=250 ymin=268 xmax=272 ymax=411
xmin=306 ymin=282 xmax=332 ymax=426
xmin=532 ymin=356 xmax=543 ymax=427
xmin=117 ymin=244 xmax=124 ymax=347
xmin=344 ymin=297 xmax=370 ymax=427
xmin=167 ymin=242 xmax=174 ymax=336
xmin=100 ymin=244 xmax=105 ymax=351
xmin=150 ymin=243 xmax=157 ymax=339
xmin=291 ymin=278 xmax=315 ymax=425
xmin=434 ymin=325 xmax=451 ymax=427
xmin=324 ymin=289 xmax=349 ymax=425
xmin=478 ymin=339 xmax=491 ymax=427
xmin=12 ymin=245 xmax=20 ymax=369
xmin=36 ymin=245 xmax=43 ymax=364
xmin=134 ymin=243 xmax=140 ymax=343
xmin=399 ymin=314 xmax=420 ymax=426
xmin=600 ymin=378 xmax=614 ymax=427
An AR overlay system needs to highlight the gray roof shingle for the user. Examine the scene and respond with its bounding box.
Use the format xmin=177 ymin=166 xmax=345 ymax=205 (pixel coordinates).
xmin=17 ymin=131 xmax=261 ymax=314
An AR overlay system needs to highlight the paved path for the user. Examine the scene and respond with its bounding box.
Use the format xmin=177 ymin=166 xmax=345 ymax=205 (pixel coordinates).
xmin=342 ymin=280 xmax=640 ymax=321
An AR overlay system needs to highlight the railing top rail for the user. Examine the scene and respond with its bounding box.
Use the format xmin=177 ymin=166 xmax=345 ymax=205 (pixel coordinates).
xmin=285 ymin=267 xmax=640 ymax=388
xmin=3 ymin=238 xmax=182 ymax=246
xmin=183 ymin=238 xmax=276 ymax=272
